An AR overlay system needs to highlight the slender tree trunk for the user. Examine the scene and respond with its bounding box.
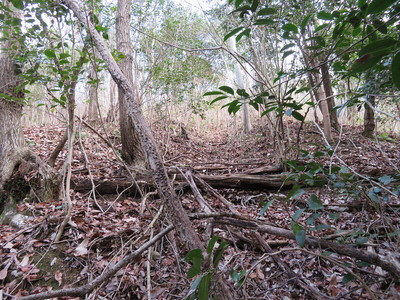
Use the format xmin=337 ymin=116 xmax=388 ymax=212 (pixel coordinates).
xmin=321 ymin=62 xmax=339 ymax=130
xmin=309 ymin=70 xmax=332 ymax=142
xmin=229 ymin=37 xmax=251 ymax=134
xmin=106 ymin=79 xmax=118 ymax=122
xmin=299 ymin=27 xmax=333 ymax=142
xmin=116 ymin=0 xmax=144 ymax=166
xmin=316 ymin=80 xmax=333 ymax=142
xmin=86 ymin=63 xmax=100 ymax=123
xmin=362 ymin=95 xmax=376 ymax=138
xmin=307 ymin=73 xmax=320 ymax=123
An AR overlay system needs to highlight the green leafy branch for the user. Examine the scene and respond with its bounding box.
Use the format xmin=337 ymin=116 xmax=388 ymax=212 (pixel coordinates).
xmin=204 ymin=85 xmax=306 ymax=121
xmin=185 ymin=236 xmax=229 ymax=300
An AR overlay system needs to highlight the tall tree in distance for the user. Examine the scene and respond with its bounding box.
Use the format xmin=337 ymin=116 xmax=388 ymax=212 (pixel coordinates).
xmin=116 ymin=0 xmax=144 ymax=166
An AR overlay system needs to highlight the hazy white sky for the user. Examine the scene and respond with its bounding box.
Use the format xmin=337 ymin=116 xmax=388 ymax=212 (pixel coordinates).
xmin=173 ymin=0 xmax=222 ymax=12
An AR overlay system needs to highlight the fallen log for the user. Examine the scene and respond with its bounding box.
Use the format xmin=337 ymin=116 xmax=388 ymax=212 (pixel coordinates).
xmin=71 ymin=172 xmax=302 ymax=195
xmin=189 ymin=163 xmax=282 ymax=174
xmin=197 ymin=173 xmax=294 ymax=189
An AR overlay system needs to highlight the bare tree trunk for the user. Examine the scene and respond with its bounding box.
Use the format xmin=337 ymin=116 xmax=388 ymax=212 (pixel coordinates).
xmin=299 ymin=27 xmax=333 ymax=142
xmin=106 ymin=79 xmax=118 ymax=122
xmin=321 ymin=62 xmax=339 ymax=130
xmin=228 ymin=37 xmax=251 ymax=134
xmin=309 ymin=70 xmax=333 ymax=142
xmin=86 ymin=63 xmax=100 ymax=123
xmin=0 ymin=101 xmax=25 ymax=189
xmin=116 ymin=0 xmax=144 ymax=166
xmin=311 ymin=69 xmax=333 ymax=142
xmin=362 ymin=95 xmax=376 ymax=138
xmin=61 ymin=0 xmax=203 ymax=252
xmin=307 ymin=73 xmax=320 ymax=123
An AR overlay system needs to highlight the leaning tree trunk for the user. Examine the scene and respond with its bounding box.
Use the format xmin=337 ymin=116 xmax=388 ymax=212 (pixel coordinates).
xmin=59 ymin=1 xmax=233 ymax=298
xmin=116 ymin=0 xmax=145 ymax=166
xmin=0 ymin=0 xmax=60 ymax=217
xmin=362 ymin=95 xmax=376 ymax=138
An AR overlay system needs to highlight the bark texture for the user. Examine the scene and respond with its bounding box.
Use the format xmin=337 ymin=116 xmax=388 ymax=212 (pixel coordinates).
xmin=86 ymin=63 xmax=100 ymax=123
xmin=314 ymin=72 xmax=333 ymax=142
xmin=321 ymin=62 xmax=339 ymax=130
xmin=0 ymin=1 xmax=25 ymax=189
xmin=229 ymin=37 xmax=251 ymax=134
xmin=116 ymin=0 xmax=144 ymax=165
xmin=362 ymin=95 xmax=376 ymax=138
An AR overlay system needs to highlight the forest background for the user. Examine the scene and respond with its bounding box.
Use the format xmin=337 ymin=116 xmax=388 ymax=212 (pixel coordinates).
xmin=0 ymin=0 xmax=399 ymax=299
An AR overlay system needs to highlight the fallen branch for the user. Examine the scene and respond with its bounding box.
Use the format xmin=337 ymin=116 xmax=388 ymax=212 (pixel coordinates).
xmin=15 ymin=225 xmax=174 ymax=300
xmin=180 ymin=169 xmax=214 ymax=213
xmin=192 ymin=174 xmax=239 ymax=214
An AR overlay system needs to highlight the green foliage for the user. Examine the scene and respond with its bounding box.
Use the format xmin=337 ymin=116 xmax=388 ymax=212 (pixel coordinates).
xmin=366 ymin=0 xmax=398 ymax=15
xmin=392 ymin=52 xmax=400 ymax=89
xmin=292 ymin=222 xmax=306 ymax=247
xmin=282 ymin=148 xmax=400 ymax=250
xmin=308 ymin=194 xmax=324 ymax=210
xmin=358 ymin=38 xmax=398 ymax=57
xmin=282 ymin=23 xmax=298 ymax=34
xmin=185 ymin=236 xmax=229 ymax=300
xmin=286 ymin=184 xmax=305 ymax=200
xmin=205 ymin=83 xmax=306 ymax=121
xmin=259 ymin=199 xmax=274 ymax=216
xmin=317 ymin=11 xmax=334 ymax=20
xmin=44 ymin=49 xmax=56 ymax=59
xmin=135 ymin=2 xmax=220 ymax=119
xmin=9 ymin=0 xmax=24 ymax=10
xmin=186 ymin=249 xmax=203 ymax=279
xmin=224 ymin=26 xmax=245 ymax=41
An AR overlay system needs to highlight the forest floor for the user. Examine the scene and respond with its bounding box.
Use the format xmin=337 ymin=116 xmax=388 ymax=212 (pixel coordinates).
xmin=1 ymin=120 xmax=399 ymax=299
